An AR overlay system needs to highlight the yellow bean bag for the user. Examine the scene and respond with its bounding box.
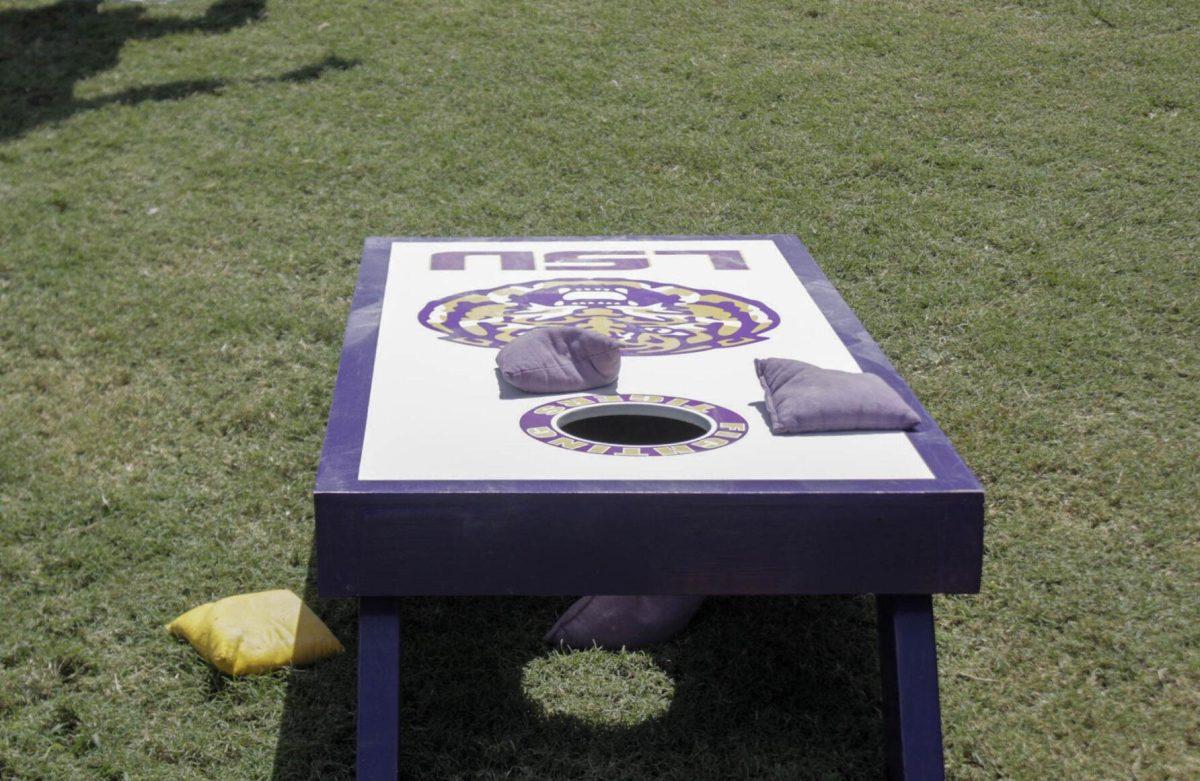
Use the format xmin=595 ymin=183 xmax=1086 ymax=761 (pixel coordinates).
xmin=167 ymin=589 xmax=343 ymax=676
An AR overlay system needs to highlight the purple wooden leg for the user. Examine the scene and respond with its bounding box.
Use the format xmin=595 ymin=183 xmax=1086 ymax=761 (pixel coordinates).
xmin=876 ymin=595 xmax=945 ymax=781
xmin=358 ymin=597 xmax=401 ymax=781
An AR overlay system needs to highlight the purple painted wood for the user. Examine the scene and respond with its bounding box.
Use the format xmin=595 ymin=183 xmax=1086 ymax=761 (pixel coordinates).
xmin=877 ymin=595 xmax=946 ymax=780
xmin=314 ymin=235 xmax=984 ymax=598
xmin=316 ymin=491 xmax=982 ymax=596
xmin=315 ymin=236 xmax=980 ymax=780
xmin=357 ymin=597 xmax=401 ymax=781
xmin=317 ymin=235 xmax=981 ymax=498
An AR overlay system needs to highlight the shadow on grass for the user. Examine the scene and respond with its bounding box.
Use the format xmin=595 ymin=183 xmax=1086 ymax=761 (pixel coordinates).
xmin=273 ymin=542 xmax=886 ymax=780
xmin=0 ymin=0 xmax=356 ymax=141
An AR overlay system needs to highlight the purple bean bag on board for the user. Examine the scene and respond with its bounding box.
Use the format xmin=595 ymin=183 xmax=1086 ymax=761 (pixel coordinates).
xmin=755 ymin=357 xmax=921 ymax=434
xmin=496 ymin=327 xmax=621 ymax=393
xmin=544 ymin=595 xmax=705 ymax=651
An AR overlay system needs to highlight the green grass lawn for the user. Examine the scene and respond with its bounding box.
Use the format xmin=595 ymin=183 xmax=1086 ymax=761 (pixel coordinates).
xmin=2 ymin=0 xmax=1198 ymax=778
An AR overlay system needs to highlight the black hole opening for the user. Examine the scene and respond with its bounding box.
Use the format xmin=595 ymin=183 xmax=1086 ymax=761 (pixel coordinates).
xmin=560 ymin=413 xmax=709 ymax=446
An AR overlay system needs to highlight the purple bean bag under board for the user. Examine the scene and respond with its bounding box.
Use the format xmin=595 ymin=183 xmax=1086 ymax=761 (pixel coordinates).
xmin=544 ymin=595 xmax=706 ymax=651
xmin=496 ymin=327 xmax=621 ymax=393
xmin=755 ymin=357 xmax=921 ymax=434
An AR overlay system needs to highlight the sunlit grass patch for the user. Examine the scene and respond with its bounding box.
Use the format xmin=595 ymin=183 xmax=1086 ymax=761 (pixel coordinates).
xmin=522 ymin=649 xmax=675 ymax=728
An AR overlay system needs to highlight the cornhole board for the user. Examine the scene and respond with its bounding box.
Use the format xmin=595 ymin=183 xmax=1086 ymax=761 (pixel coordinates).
xmin=315 ymin=235 xmax=984 ymax=780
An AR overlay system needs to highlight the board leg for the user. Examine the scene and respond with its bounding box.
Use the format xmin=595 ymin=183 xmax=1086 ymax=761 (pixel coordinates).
xmin=876 ymin=594 xmax=945 ymax=781
xmin=358 ymin=597 xmax=401 ymax=781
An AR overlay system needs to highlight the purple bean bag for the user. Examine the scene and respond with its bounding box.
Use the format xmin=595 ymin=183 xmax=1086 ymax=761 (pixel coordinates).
xmin=755 ymin=358 xmax=921 ymax=434
xmin=496 ymin=327 xmax=621 ymax=393
xmin=544 ymin=595 xmax=705 ymax=651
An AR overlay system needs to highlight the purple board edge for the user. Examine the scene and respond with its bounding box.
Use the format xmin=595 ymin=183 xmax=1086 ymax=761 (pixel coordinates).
xmin=315 ymin=235 xmax=984 ymax=498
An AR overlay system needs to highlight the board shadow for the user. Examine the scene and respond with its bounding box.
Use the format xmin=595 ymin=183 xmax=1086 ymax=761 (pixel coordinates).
xmin=272 ymin=539 xmax=885 ymax=779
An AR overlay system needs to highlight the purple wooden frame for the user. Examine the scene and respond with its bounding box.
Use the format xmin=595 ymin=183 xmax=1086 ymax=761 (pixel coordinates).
xmin=314 ymin=235 xmax=983 ymax=598
xmin=318 ymin=235 xmax=980 ymax=780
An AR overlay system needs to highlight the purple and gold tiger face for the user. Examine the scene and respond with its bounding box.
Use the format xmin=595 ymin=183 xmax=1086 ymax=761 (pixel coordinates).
xmin=417 ymin=278 xmax=779 ymax=356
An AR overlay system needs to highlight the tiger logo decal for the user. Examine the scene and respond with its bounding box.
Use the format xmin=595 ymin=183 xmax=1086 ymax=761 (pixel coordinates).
xmin=417 ymin=278 xmax=779 ymax=356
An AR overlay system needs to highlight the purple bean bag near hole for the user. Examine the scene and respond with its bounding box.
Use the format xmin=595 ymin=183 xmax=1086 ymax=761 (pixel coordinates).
xmin=755 ymin=357 xmax=921 ymax=434
xmin=496 ymin=327 xmax=621 ymax=393
xmin=544 ymin=595 xmax=706 ymax=651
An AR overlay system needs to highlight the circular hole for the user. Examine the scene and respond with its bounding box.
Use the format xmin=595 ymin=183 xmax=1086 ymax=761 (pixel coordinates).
xmin=556 ymin=403 xmax=713 ymax=446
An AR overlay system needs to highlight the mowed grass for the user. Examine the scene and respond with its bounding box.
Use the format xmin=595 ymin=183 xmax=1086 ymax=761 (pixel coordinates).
xmin=1 ymin=0 xmax=1198 ymax=778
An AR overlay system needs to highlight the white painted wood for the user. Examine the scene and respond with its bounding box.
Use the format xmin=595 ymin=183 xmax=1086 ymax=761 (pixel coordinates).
xmin=358 ymin=240 xmax=933 ymax=481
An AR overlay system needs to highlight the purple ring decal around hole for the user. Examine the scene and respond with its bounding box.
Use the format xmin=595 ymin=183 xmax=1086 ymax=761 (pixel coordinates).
xmin=418 ymin=277 xmax=779 ymax=356
xmin=519 ymin=393 xmax=749 ymax=457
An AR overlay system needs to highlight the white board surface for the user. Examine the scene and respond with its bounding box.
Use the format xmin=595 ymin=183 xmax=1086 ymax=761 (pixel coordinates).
xmin=358 ymin=239 xmax=933 ymax=481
